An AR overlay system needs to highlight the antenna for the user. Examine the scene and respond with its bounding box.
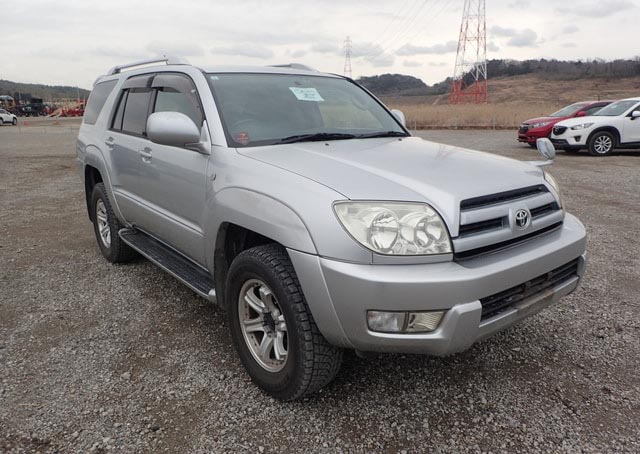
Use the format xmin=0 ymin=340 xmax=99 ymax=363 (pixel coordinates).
xmin=343 ymin=36 xmax=353 ymax=78
xmin=450 ymin=0 xmax=488 ymax=104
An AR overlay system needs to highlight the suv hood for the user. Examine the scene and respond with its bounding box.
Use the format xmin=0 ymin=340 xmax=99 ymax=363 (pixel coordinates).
xmin=238 ymin=137 xmax=545 ymax=232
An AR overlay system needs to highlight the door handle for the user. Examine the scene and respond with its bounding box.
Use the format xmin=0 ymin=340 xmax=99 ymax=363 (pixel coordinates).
xmin=104 ymin=137 xmax=115 ymax=148
xmin=138 ymin=147 xmax=153 ymax=160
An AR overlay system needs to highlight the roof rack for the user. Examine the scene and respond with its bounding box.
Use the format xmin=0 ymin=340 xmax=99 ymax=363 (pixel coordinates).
xmin=270 ymin=63 xmax=317 ymax=71
xmin=107 ymin=56 xmax=190 ymax=75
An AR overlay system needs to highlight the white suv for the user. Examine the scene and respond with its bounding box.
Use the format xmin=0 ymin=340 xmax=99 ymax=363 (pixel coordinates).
xmin=550 ymin=97 xmax=640 ymax=156
xmin=0 ymin=109 xmax=18 ymax=126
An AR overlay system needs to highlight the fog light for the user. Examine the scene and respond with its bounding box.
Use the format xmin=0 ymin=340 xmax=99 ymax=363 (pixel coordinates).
xmin=367 ymin=310 xmax=445 ymax=333
xmin=367 ymin=311 xmax=406 ymax=333
xmin=406 ymin=311 xmax=444 ymax=332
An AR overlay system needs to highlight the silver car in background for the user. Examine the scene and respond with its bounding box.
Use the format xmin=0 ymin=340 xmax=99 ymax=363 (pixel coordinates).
xmin=76 ymin=57 xmax=587 ymax=400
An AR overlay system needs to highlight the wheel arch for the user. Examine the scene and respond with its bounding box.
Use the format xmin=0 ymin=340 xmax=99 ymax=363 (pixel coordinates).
xmin=587 ymin=126 xmax=621 ymax=146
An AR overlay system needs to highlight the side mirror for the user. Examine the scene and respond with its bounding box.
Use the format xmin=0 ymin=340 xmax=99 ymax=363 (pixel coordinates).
xmin=536 ymin=138 xmax=556 ymax=160
xmin=576 ymin=111 xmax=586 ymax=117
xmin=147 ymin=112 xmax=202 ymax=149
xmin=391 ymin=109 xmax=406 ymax=127
xmin=632 ymin=111 xmax=640 ymax=120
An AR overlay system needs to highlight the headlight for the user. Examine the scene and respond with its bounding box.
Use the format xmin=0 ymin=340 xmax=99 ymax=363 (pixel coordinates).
xmin=544 ymin=171 xmax=563 ymax=208
xmin=333 ymin=202 xmax=452 ymax=255
xmin=570 ymin=123 xmax=594 ymax=130
xmin=531 ymin=121 xmax=550 ymax=128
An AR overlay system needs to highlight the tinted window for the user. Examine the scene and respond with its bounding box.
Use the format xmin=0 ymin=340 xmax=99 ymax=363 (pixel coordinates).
xmin=550 ymin=102 xmax=589 ymax=118
xmin=84 ymin=80 xmax=117 ymax=125
xmin=122 ymin=89 xmax=152 ymax=136
xmin=594 ymin=100 xmax=640 ymax=117
xmin=111 ymin=91 xmax=128 ymax=131
xmin=582 ymin=105 xmax=605 ymax=116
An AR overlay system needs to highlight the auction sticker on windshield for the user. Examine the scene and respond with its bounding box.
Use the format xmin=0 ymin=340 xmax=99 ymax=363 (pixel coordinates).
xmin=289 ymin=87 xmax=324 ymax=102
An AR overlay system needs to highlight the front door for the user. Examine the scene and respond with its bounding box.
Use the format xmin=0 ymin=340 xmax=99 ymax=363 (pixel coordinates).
xmin=622 ymin=103 xmax=640 ymax=144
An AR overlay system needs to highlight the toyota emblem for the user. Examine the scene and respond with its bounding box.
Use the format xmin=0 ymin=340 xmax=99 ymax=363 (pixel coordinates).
xmin=514 ymin=209 xmax=531 ymax=229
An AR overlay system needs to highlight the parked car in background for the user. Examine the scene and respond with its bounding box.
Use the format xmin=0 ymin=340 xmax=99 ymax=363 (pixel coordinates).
xmin=551 ymin=97 xmax=640 ymax=156
xmin=518 ymin=101 xmax=612 ymax=148
xmin=0 ymin=108 xmax=18 ymax=125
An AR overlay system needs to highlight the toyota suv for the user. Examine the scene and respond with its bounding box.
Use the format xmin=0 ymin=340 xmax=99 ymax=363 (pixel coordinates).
xmin=77 ymin=57 xmax=587 ymax=400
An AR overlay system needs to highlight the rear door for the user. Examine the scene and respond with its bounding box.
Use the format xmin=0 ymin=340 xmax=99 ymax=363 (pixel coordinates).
xmin=106 ymin=74 xmax=155 ymax=224
xmin=129 ymin=72 xmax=210 ymax=264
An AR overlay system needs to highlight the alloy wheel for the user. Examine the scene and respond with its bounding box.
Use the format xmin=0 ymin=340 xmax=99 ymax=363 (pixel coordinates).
xmin=593 ymin=135 xmax=613 ymax=154
xmin=238 ymin=279 xmax=288 ymax=372
xmin=95 ymin=199 xmax=111 ymax=248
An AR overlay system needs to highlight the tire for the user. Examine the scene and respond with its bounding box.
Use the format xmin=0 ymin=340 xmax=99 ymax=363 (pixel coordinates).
xmin=12 ymin=118 xmax=17 ymax=126
xmin=227 ymin=244 xmax=343 ymax=400
xmin=588 ymin=131 xmax=615 ymax=156
xmin=90 ymin=183 xmax=137 ymax=263
xmin=0 ymin=119 xmax=4 ymax=126
xmin=527 ymin=142 xmax=537 ymax=148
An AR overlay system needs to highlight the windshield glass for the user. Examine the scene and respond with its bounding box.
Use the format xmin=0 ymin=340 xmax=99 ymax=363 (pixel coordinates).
xmin=207 ymin=73 xmax=406 ymax=147
xmin=550 ymin=103 xmax=588 ymax=117
xmin=593 ymin=100 xmax=639 ymax=116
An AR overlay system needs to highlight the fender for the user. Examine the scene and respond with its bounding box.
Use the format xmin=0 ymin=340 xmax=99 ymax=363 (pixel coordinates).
xmin=587 ymin=126 xmax=621 ymax=145
xmin=81 ymin=143 xmax=128 ymax=226
xmin=204 ymin=187 xmax=317 ymax=270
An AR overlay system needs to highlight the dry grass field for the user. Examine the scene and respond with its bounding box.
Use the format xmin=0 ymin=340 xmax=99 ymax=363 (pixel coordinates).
xmin=383 ymin=74 xmax=640 ymax=129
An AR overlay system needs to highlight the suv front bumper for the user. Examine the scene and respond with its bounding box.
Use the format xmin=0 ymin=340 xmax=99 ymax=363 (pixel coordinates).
xmin=289 ymin=213 xmax=586 ymax=355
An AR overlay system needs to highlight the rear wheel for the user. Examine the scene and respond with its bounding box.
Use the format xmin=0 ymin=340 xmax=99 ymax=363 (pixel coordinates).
xmin=12 ymin=117 xmax=17 ymax=125
xmin=90 ymin=183 xmax=137 ymax=263
xmin=227 ymin=244 xmax=343 ymax=400
xmin=0 ymin=119 xmax=4 ymax=126
xmin=588 ymin=131 xmax=615 ymax=156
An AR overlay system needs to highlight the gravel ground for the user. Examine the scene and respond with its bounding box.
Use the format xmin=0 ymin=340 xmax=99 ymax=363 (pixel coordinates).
xmin=1 ymin=121 xmax=639 ymax=453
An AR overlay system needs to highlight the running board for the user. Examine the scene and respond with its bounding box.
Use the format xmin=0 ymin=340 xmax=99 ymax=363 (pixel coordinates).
xmin=119 ymin=228 xmax=217 ymax=304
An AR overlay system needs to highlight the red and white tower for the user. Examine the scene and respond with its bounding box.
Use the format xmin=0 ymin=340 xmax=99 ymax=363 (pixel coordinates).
xmin=450 ymin=0 xmax=488 ymax=104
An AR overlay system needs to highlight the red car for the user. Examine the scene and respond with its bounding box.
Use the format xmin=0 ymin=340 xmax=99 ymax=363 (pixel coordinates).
xmin=518 ymin=100 xmax=613 ymax=148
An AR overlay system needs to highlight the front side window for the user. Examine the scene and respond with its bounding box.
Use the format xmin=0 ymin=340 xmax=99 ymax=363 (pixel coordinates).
xmin=152 ymin=73 xmax=203 ymax=127
xmin=594 ymin=100 xmax=640 ymax=117
xmin=207 ymin=73 xmax=406 ymax=147
xmin=84 ymin=79 xmax=117 ymax=125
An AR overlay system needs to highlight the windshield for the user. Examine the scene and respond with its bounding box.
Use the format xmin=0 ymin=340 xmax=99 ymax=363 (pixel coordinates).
xmin=207 ymin=73 xmax=407 ymax=147
xmin=593 ymin=100 xmax=640 ymax=116
xmin=550 ymin=102 xmax=588 ymax=118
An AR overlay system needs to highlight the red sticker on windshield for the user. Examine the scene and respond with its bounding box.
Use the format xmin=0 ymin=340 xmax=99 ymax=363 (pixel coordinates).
xmin=234 ymin=132 xmax=250 ymax=145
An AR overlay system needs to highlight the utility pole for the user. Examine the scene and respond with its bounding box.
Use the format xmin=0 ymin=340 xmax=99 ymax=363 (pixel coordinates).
xmin=343 ymin=36 xmax=353 ymax=78
xmin=450 ymin=0 xmax=488 ymax=104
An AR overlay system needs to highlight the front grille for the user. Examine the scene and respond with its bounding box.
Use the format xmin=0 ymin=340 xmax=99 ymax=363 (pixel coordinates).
xmin=454 ymin=222 xmax=563 ymax=261
xmin=458 ymin=217 xmax=506 ymax=236
xmin=553 ymin=126 xmax=567 ymax=135
xmin=460 ymin=185 xmax=549 ymax=211
xmin=480 ymin=258 xmax=580 ymax=320
xmin=530 ymin=202 xmax=559 ymax=218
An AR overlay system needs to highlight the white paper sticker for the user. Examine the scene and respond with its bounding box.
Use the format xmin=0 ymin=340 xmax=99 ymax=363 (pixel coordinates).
xmin=289 ymin=87 xmax=324 ymax=102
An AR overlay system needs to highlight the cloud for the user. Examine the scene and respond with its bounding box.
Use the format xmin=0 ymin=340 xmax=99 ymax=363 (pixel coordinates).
xmin=289 ymin=49 xmax=307 ymax=58
xmin=403 ymin=60 xmax=423 ymax=68
xmin=351 ymin=42 xmax=384 ymax=58
xmin=427 ymin=62 xmax=447 ymax=67
xmin=508 ymin=0 xmax=530 ymax=7
xmin=212 ymin=44 xmax=274 ymax=59
xmin=311 ymin=42 xmax=341 ymax=55
xmin=557 ymin=0 xmax=635 ymax=18
xmin=146 ymin=41 xmax=204 ymax=57
xmin=562 ymin=42 xmax=577 ymax=48
xmin=491 ymin=26 xmax=538 ymax=47
xmin=487 ymin=42 xmax=500 ymax=52
xmin=396 ymin=41 xmax=458 ymax=56
xmin=366 ymin=53 xmax=394 ymax=67
xmin=562 ymin=25 xmax=579 ymax=34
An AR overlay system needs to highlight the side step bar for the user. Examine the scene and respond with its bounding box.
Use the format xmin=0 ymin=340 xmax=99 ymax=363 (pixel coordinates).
xmin=119 ymin=228 xmax=217 ymax=304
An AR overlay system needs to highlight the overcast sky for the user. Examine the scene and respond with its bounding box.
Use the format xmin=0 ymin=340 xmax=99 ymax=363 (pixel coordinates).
xmin=2 ymin=0 xmax=638 ymax=89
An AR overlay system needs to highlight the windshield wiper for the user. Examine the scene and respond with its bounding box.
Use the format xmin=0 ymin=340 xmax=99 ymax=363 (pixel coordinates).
xmin=355 ymin=131 xmax=410 ymax=139
xmin=277 ymin=132 xmax=357 ymax=144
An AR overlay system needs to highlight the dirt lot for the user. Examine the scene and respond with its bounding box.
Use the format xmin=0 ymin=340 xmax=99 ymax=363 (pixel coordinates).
xmin=1 ymin=119 xmax=639 ymax=453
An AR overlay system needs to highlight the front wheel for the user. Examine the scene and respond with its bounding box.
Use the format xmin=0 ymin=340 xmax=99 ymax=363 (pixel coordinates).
xmin=227 ymin=244 xmax=343 ymax=400
xmin=12 ymin=117 xmax=17 ymax=125
xmin=588 ymin=131 xmax=615 ymax=156
xmin=527 ymin=142 xmax=537 ymax=148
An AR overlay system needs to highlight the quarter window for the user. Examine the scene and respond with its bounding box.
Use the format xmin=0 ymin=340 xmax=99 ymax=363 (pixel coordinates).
xmin=84 ymin=80 xmax=117 ymax=125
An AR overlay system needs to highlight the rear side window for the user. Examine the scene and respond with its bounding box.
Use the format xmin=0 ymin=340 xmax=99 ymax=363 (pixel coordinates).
xmin=121 ymin=89 xmax=153 ymax=136
xmin=84 ymin=80 xmax=117 ymax=125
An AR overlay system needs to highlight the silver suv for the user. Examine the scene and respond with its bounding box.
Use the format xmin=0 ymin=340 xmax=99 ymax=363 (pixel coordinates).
xmin=77 ymin=57 xmax=587 ymax=400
